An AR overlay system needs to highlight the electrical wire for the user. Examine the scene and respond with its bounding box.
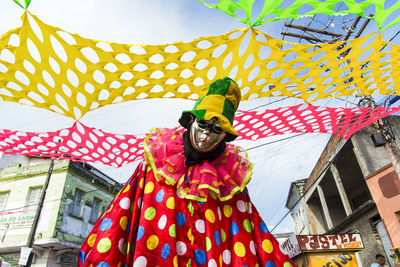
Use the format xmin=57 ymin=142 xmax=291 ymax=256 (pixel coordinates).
xmin=249 ymin=134 xmax=328 ymax=224
xmin=2 ymin=13 xmax=400 ymax=235
xmin=246 ymin=133 xmax=306 ymax=151
xmin=244 ymin=130 xmax=325 ymax=216
xmin=268 ymin=140 xmax=345 ymax=233
xmin=251 ymin=13 xmax=359 ymax=228
xmin=265 ymin=27 xmax=400 ymax=233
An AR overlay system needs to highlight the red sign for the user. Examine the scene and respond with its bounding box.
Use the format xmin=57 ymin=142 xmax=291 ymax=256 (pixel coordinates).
xmin=296 ymin=234 xmax=364 ymax=251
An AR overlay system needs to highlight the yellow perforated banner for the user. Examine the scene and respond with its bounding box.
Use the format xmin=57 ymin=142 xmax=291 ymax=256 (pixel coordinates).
xmin=0 ymin=12 xmax=399 ymax=119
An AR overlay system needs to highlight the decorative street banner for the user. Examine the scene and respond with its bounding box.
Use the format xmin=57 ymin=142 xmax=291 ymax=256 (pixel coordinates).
xmin=1 ymin=104 xmax=399 ymax=168
xmin=309 ymin=251 xmax=359 ymax=267
xmin=0 ymin=210 xmax=35 ymax=230
xmin=197 ymin=0 xmax=400 ymax=30
xmin=1 ymin=8 xmax=400 ymax=167
xmin=296 ymin=234 xmax=364 ymax=251
xmin=0 ymin=13 xmax=399 ymax=120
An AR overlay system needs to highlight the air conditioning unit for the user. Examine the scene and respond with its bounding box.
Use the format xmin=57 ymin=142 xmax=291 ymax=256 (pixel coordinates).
xmin=371 ymin=132 xmax=386 ymax=147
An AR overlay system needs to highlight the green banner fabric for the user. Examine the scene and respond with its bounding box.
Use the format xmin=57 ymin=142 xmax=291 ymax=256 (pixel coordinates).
xmin=197 ymin=0 xmax=400 ymax=30
xmin=12 ymin=0 xmax=31 ymax=10
xmin=24 ymin=0 xmax=32 ymax=9
xmin=197 ymin=0 xmax=255 ymax=25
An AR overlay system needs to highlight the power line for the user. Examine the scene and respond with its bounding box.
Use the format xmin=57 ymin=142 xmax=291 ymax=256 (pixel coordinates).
xmin=244 ymin=132 xmax=321 ymax=207
xmin=102 ymin=103 xmax=193 ymax=129
xmin=386 ymin=28 xmax=400 ymax=43
xmin=269 ymin=140 xmax=344 ymax=233
xmin=246 ymin=133 xmax=306 ymax=151
xmin=246 ymin=96 xmax=291 ymax=112
xmin=266 ymin=13 xmax=363 ymax=233
xmin=267 ymin=28 xmax=400 ymax=233
xmin=249 ymin=133 xmax=328 ymax=222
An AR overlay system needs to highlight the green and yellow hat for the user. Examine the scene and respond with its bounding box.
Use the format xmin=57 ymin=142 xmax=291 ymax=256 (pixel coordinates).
xmin=179 ymin=77 xmax=241 ymax=142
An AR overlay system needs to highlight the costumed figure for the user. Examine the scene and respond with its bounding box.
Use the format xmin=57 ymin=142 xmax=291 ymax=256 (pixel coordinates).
xmin=79 ymin=77 xmax=295 ymax=267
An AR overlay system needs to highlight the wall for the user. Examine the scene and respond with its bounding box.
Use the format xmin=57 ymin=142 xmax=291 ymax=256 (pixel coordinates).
xmin=0 ymin=157 xmax=120 ymax=267
xmin=290 ymin=202 xmax=307 ymax=235
xmin=288 ymin=123 xmax=393 ymax=266
xmin=54 ymin=171 xmax=115 ymax=244
xmin=366 ymin=164 xmax=400 ymax=247
xmin=307 ymin=190 xmax=327 ymax=234
xmin=305 ymin=135 xmax=345 ymax=191
xmin=0 ymin=154 xmax=30 ymax=170
xmin=328 ymin=204 xmax=386 ymax=267
xmin=0 ymin=160 xmax=68 ymax=248
xmin=351 ymin=127 xmax=391 ymax=177
xmin=319 ymin=172 xmax=347 ymax=226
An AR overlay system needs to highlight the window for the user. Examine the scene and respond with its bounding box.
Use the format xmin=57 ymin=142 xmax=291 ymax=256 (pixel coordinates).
xmin=378 ymin=172 xmax=400 ymax=198
xmin=25 ymin=187 xmax=42 ymax=211
xmin=70 ymin=188 xmax=84 ymax=218
xmin=0 ymin=191 xmax=10 ymax=212
xmin=89 ymin=198 xmax=101 ymax=223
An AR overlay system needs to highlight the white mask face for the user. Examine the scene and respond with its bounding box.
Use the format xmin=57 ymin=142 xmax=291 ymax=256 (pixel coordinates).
xmin=189 ymin=117 xmax=226 ymax=153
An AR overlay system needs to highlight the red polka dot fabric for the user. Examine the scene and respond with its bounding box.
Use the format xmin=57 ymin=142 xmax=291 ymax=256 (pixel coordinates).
xmin=78 ymin=162 xmax=295 ymax=267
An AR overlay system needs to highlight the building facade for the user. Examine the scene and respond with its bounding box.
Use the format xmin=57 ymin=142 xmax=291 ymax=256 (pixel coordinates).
xmin=286 ymin=117 xmax=400 ymax=267
xmin=0 ymin=154 xmax=122 ymax=266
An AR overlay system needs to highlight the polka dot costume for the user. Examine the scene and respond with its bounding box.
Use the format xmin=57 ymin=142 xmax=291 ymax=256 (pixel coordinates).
xmin=79 ymin=129 xmax=295 ymax=267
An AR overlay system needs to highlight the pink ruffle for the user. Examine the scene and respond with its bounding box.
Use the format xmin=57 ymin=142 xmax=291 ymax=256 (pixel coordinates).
xmin=143 ymin=128 xmax=253 ymax=201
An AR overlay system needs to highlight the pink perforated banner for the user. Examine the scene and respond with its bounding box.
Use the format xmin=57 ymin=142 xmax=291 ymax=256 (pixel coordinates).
xmin=0 ymin=104 xmax=399 ymax=167
xmin=0 ymin=123 xmax=147 ymax=167
xmin=233 ymin=104 xmax=400 ymax=140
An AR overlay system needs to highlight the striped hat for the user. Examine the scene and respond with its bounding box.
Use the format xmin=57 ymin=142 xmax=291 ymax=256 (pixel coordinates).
xmin=179 ymin=77 xmax=241 ymax=142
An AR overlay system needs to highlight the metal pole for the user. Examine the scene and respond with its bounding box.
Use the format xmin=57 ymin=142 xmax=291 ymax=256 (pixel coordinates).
xmin=24 ymin=159 xmax=55 ymax=266
xmin=344 ymin=16 xmax=361 ymax=40
xmin=280 ymin=31 xmax=328 ymax=43
xmin=284 ymin=22 xmax=342 ymax=37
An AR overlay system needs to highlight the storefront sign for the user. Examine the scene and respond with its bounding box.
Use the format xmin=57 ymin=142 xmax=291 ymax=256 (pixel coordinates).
xmin=57 ymin=253 xmax=78 ymax=265
xmin=0 ymin=254 xmax=19 ymax=264
xmin=18 ymin=247 xmax=32 ymax=265
xmin=309 ymin=251 xmax=358 ymax=267
xmin=0 ymin=210 xmax=35 ymax=230
xmin=297 ymin=234 xmax=363 ymax=251
xmin=280 ymin=233 xmax=302 ymax=258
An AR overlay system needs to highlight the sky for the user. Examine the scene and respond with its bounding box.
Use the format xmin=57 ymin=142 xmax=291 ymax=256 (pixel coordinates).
xmin=0 ymin=0 xmax=399 ymax=233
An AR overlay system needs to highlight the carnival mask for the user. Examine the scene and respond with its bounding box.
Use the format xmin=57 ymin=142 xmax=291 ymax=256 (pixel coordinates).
xmin=190 ymin=117 xmax=226 ymax=153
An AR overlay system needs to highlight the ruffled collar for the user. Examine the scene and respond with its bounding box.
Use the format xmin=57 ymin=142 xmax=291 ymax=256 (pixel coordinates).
xmin=143 ymin=128 xmax=253 ymax=202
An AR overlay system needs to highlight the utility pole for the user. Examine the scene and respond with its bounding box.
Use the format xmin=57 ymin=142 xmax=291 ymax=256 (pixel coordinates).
xmin=286 ymin=11 xmax=400 ymax=181
xmin=24 ymin=159 xmax=55 ymax=266
xmin=281 ymin=15 xmax=400 ymax=178
xmin=356 ymin=16 xmax=400 ymax=181
xmin=280 ymin=15 xmax=369 ymax=100
xmin=282 ymin=22 xmax=342 ymax=43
